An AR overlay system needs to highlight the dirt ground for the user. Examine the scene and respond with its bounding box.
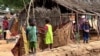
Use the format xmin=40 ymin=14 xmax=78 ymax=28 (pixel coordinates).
xmin=0 ymin=35 xmax=99 ymax=56
xmin=0 ymin=40 xmax=15 ymax=56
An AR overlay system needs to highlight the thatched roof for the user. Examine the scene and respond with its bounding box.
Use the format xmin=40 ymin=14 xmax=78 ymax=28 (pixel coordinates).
xmin=54 ymin=0 xmax=100 ymax=14
xmin=20 ymin=0 xmax=100 ymax=16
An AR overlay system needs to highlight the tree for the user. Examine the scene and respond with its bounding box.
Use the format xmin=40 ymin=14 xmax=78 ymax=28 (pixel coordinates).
xmin=0 ymin=0 xmax=30 ymax=11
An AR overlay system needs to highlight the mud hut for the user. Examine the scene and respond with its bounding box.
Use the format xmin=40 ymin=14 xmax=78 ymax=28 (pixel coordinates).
xmin=19 ymin=0 xmax=79 ymax=50
xmin=12 ymin=0 xmax=100 ymax=56
xmin=19 ymin=0 xmax=100 ymax=50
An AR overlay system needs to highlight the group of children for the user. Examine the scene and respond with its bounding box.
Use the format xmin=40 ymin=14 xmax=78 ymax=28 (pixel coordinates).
xmin=27 ymin=17 xmax=91 ymax=53
xmin=26 ymin=18 xmax=53 ymax=53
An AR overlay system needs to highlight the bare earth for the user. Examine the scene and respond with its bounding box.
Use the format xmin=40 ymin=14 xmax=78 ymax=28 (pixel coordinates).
xmin=0 ymin=36 xmax=99 ymax=56
xmin=0 ymin=40 xmax=14 ymax=56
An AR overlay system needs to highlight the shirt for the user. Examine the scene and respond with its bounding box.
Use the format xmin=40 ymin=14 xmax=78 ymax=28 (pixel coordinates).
xmin=3 ymin=20 xmax=9 ymax=30
xmin=82 ymin=23 xmax=90 ymax=33
xmin=27 ymin=26 xmax=37 ymax=42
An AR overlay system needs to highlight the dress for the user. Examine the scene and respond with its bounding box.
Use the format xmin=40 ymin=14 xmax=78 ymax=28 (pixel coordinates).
xmin=45 ymin=24 xmax=53 ymax=44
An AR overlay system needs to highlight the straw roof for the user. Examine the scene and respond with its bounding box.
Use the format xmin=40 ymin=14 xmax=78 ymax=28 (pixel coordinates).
xmin=20 ymin=0 xmax=100 ymax=16
xmin=54 ymin=0 xmax=100 ymax=14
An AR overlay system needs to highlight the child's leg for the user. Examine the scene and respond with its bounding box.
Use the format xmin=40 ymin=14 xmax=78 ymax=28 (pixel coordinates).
xmin=47 ymin=44 xmax=52 ymax=49
xmin=83 ymin=36 xmax=87 ymax=43
xmin=4 ymin=32 xmax=6 ymax=40
xmin=83 ymin=33 xmax=87 ymax=43
xmin=47 ymin=44 xmax=50 ymax=50
xmin=29 ymin=42 xmax=34 ymax=53
xmin=86 ymin=34 xmax=89 ymax=43
xmin=50 ymin=44 xmax=52 ymax=49
xmin=6 ymin=39 xmax=9 ymax=44
xmin=33 ymin=42 xmax=36 ymax=54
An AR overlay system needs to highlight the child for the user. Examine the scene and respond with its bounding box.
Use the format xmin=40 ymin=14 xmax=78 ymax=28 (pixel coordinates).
xmin=44 ymin=19 xmax=53 ymax=49
xmin=27 ymin=18 xmax=37 ymax=53
xmin=3 ymin=16 xmax=9 ymax=40
xmin=82 ymin=21 xmax=90 ymax=43
xmin=0 ymin=26 xmax=2 ymax=39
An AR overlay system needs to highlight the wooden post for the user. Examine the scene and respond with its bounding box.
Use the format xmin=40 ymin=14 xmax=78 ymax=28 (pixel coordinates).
xmin=76 ymin=12 xmax=80 ymax=43
xmin=91 ymin=16 xmax=94 ymax=28
xmin=32 ymin=0 xmax=35 ymax=18
xmin=26 ymin=0 xmax=33 ymax=26
xmin=98 ymin=16 xmax=100 ymax=39
xmin=22 ymin=0 xmax=27 ymax=13
xmin=60 ymin=15 xmax=62 ymax=28
xmin=96 ymin=16 xmax=100 ymax=39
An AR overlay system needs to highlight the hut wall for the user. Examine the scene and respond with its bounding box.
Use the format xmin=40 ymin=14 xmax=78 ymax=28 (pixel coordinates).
xmin=36 ymin=8 xmax=73 ymax=50
xmin=19 ymin=0 xmax=82 ymax=51
xmin=37 ymin=20 xmax=73 ymax=51
xmin=19 ymin=6 xmax=74 ymax=51
xmin=10 ymin=18 xmax=19 ymax=36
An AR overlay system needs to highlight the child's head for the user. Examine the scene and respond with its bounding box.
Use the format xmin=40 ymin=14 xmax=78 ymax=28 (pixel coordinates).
xmin=45 ymin=18 xmax=50 ymax=24
xmin=3 ymin=16 xmax=8 ymax=20
xmin=29 ymin=18 xmax=36 ymax=26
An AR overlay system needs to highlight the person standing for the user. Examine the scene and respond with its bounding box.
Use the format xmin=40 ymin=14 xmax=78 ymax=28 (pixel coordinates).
xmin=26 ymin=18 xmax=37 ymax=54
xmin=3 ymin=16 xmax=9 ymax=40
xmin=82 ymin=21 xmax=90 ymax=43
xmin=0 ymin=26 xmax=3 ymax=39
xmin=44 ymin=19 xmax=53 ymax=49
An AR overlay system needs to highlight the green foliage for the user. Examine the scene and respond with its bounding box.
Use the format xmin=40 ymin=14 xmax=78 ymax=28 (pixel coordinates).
xmin=0 ymin=0 xmax=30 ymax=9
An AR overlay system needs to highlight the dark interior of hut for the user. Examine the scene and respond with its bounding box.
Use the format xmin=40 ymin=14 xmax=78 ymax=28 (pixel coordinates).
xmin=34 ymin=0 xmax=71 ymax=13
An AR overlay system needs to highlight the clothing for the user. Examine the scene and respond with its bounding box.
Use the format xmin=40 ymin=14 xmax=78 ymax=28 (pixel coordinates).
xmin=6 ymin=30 xmax=11 ymax=39
xmin=3 ymin=32 xmax=6 ymax=40
xmin=3 ymin=20 xmax=9 ymax=30
xmin=82 ymin=23 xmax=90 ymax=42
xmin=27 ymin=26 xmax=37 ymax=42
xmin=0 ymin=29 xmax=2 ymax=39
xmin=3 ymin=19 xmax=9 ymax=40
xmin=83 ymin=33 xmax=89 ymax=41
xmin=29 ymin=42 xmax=36 ymax=49
xmin=45 ymin=24 xmax=53 ymax=44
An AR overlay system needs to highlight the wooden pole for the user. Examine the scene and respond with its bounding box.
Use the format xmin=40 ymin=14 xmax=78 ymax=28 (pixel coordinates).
xmin=32 ymin=0 xmax=35 ymax=18
xmin=23 ymin=0 xmax=33 ymax=55
xmin=22 ymin=0 xmax=27 ymax=13
xmin=60 ymin=15 xmax=62 ymax=27
xmin=97 ymin=16 xmax=100 ymax=39
xmin=76 ymin=12 xmax=80 ymax=43
xmin=96 ymin=16 xmax=100 ymax=39
xmin=26 ymin=0 xmax=33 ymax=26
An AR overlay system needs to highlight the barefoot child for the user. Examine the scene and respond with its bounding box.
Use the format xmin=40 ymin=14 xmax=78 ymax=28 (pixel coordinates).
xmin=27 ymin=18 xmax=37 ymax=53
xmin=44 ymin=19 xmax=53 ymax=49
